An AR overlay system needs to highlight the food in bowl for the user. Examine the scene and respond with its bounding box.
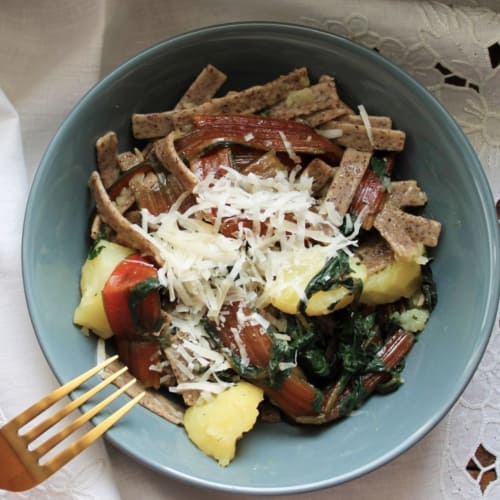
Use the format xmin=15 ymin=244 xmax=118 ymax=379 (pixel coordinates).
xmin=73 ymin=64 xmax=441 ymax=465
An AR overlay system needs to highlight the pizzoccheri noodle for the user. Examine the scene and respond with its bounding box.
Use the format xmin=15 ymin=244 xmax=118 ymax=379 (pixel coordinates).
xmin=74 ymin=65 xmax=442 ymax=465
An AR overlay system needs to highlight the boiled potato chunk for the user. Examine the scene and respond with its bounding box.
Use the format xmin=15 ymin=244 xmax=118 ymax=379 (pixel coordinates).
xmin=265 ymin=246 xmax=367 ymax=316
xmin=183 ymin=382 xmax=264 ymax=466
xmin=360 ymin=258 xmax=422 ymax=305
xmin=391 ymin=308 xmax=430 ymax=332
xmin=73 ymin=240 xmax=133 ymax=338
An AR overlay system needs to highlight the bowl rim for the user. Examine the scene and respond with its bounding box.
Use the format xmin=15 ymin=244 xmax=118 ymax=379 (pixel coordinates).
xmin=21 ymin=20 xmax=500 ymax=495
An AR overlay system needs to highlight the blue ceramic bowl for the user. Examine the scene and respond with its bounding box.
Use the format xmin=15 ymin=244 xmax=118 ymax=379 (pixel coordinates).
xmin=22 ymin=22 xmax=499 ymax=494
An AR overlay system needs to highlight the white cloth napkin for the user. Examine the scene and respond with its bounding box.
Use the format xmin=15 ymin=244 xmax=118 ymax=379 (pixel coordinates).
xmin=0 ymin=90 xmax=121 ymax=500
xmin=1 ymin=1 xmax=499 ymax=499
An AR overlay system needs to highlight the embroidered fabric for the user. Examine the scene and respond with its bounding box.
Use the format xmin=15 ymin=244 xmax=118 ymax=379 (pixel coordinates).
xmin=302 ymin=1 xmax=500 ymax=198
xmin=301 ymin=3 xmax=500 ymax=498
xmin=0 ymin=1 xmax=498 ymax=498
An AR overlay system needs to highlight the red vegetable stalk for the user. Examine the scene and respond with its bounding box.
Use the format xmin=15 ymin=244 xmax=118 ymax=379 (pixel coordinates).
xmin=262 ymin=374 xmax=321 ymax=418
xmin=216 ymin=302 xmax=273 ymax=367
xmin=190 ymin=147 xmax=273 ymax=238
xmin=102 ymin=253 xmax=163 ymax=388
xmin=116 ymin=339 xmax=161 ymax=389
xmin=321 ymin=329 xmax=414 ymax=423
xmin=190 ymin=146 xmax=235 ymax=181
xmin=102 ymin=253 xmax=161 ymax=338
xmin=350 ymin=155 xmax=395 ymax=229
xmin=214 ymin=302 xmax=320 ymax=417
xmin=135 ymin=175 xmax=193 ymax=215
xmin=176 ymin=114 xmax=339 ymax=160
xmin=107 ymin=162 xmax=156 ymax=201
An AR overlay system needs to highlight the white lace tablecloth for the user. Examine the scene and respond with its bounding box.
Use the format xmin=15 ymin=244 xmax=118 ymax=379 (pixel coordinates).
xmin=1 ymin=1 xmax=499 ymax=498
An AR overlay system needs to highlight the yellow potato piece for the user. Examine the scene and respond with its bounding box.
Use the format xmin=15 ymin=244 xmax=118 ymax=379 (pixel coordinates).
xmin=183 ymin=382 xmax=264 ymax=466
xmin=360 ymin=258 xmax=422 ymax=305
xmin=265 ymin=246 xmax=367 ymax=316
xmin=73 ymin=240 xmax=133 ymax=338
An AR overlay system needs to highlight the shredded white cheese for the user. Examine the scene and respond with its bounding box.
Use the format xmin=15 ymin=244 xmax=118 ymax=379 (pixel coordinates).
xmin=278 ymin=130 xmax=301 ymax=163
xmin=137 ymin=166 xmax=361 ymax=398
xmin=316 ymin=128 xmax=343 ymax=139
xmin=358 ymin=104 xmax=374 ymax=147
xmin=96 ymin=337 xmax=107 ymax=373
xmin=169 ymin=380 xmax=232 ymax=395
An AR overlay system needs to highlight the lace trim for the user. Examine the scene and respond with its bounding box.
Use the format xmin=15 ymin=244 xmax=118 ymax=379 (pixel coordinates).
xmin=301 ymin=2 xmax=500 ymax=497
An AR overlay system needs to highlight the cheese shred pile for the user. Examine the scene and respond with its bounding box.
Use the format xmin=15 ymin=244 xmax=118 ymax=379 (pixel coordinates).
xmin=138 ymin=167 xmax=360 ymax=395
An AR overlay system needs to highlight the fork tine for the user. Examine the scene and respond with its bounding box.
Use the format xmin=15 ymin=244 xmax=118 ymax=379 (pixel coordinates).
xmin=33 ymin=378 xmax=137 ymax=459
xmin=21 ymin=365 xmax=128 ymax=444
xmin=41 ymin=391 xmax=145 ymax=476
xmin=8 ymin=355 xmax=119 ymax=428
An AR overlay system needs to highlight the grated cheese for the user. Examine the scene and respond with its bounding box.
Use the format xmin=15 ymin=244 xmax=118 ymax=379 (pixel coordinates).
xmin=96 ymin=337 xmax=107 ymax=374
xmin=278 ymin=130 xmax=301 ymax=163
xmin=358 ymin=104 xmax=374 ymax=146
xmin=137 ymin=166 xmax=361 ymax=398
xmin=316 ymin=128 xmax=343 ymax=139
xmin=169 ymin=380 xmax=232 ymax=395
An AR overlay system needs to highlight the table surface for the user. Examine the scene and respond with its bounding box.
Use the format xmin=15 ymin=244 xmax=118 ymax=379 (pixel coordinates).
xmin=1 ymin=1 xmax=499 ymax=499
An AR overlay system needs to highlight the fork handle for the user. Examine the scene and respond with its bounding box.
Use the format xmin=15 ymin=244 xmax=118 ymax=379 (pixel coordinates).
xmin=0 ymin=431 xmax=35 ymax=492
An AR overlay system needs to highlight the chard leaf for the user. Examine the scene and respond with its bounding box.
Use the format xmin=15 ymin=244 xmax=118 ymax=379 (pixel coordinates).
xmin=338 ymin=377 xmax=368 ymax=417
xmin=128 ymin=277 xmax=163 ymax=333
xmin=421 ymin=264 xmax=438 ymax=311
xmin=300 ymin=251 xmax=361 ymax=315
xmin=87 ymin=226 xmax=108 ymax=260
xmin=337 ymin=311 xmax=382 ymax=374
xmin=370 ymin=155 xmax=391 ymax=190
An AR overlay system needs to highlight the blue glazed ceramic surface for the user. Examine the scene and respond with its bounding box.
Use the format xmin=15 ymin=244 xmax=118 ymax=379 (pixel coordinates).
xmin=22 ymin=22 xmax=500 ymax=494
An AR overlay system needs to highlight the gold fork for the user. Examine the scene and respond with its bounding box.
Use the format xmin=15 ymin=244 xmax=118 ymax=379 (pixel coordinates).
xmin=0 ymin=355 xmax=144 ymax=492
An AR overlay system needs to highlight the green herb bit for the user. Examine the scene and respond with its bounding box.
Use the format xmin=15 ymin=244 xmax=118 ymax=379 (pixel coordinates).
xmin=391 ymin=308 xmax=430 ymax=333
xmin=338 ymin=377 xmax=369 ymax=417
xmin=300 ymin=349 xmax=332 ymax=378
xmin=322 ymin=372 xmax=352 ymax=414
xmin=421 ymin=264 xmax=438 ymax=311
xmin=337 ymin=311 xmax=382 ymax=375
xmin=312 ymin=388 xmax=324 ymax=414
xmin=267 ymin=334 xmax=295 ymax=388
xmin=364 ymin=355 xmax=387 ymax=373
xmin=376 ymin=373 xmax=403 ymax=394
xmin=299 ymin=251 xmax=357 ymax=314
xmin=128 ymin=277 xmax=163 ymax=333
xmin=370 ymin=155 xmax=391 ymax=191
xmin=285 ymin=314 xmax=316 ymax=351
xmin=203 ymin=319 xmax=284 ymax=387
xmin=87 ymin=226 xmax=108 ymax=260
